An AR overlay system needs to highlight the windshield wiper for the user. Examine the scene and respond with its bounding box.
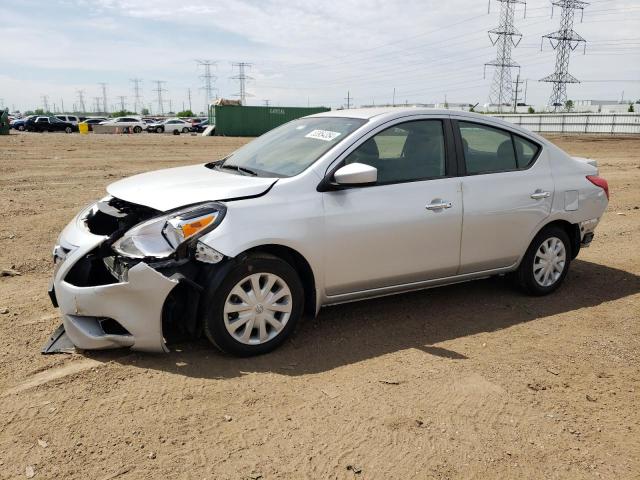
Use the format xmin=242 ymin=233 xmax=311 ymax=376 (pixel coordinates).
xmin=218 ymin=163 xmax=258 ymax=177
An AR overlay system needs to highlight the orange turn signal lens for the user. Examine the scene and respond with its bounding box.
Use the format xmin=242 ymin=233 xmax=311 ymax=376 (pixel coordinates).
xmin=180 ymin=214 xmax=215 ymax=238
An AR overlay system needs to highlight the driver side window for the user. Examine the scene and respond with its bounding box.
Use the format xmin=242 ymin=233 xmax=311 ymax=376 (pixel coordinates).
xmin=344 ymin=120 xmax=446 ymax=184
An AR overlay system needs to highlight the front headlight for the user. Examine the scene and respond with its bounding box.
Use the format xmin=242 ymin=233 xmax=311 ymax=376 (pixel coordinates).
xmin=112 ymin=202 xmax=226 ymax=259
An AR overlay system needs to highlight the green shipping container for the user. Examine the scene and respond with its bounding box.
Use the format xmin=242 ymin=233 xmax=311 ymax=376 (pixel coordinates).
xmin=209 ymin=105 xmax=330 ymax=137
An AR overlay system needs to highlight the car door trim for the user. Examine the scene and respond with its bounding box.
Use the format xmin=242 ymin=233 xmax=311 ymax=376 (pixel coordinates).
xmin=323 ymin=263 xmax=516 ymax=306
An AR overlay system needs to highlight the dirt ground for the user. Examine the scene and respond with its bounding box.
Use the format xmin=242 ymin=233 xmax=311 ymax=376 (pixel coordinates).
xmin=0 ymin=131 xmax=639 ymax=480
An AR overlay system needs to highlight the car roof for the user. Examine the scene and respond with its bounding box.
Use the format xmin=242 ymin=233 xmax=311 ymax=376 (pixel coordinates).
xmin=309 ymin=107 xmax=483 ymax=120
xmin=307 ymin=107 xmax=547 ymax=144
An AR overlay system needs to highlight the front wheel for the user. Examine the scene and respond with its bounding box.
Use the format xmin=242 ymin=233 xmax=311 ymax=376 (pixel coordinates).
xmin=65 ymin=127 xmax=72 ymax=134
xmin=516 ymin=225 xmax=571 ymax=295
xmin=156 ymin=126 xmax=164 ymax=133
xmin=133 ymin=126 xmax=142 ymax=133
xmin=200 ymin=253 xmax=304 ymax=356
xmin=182 ymin=127 xmax=189 ymax=133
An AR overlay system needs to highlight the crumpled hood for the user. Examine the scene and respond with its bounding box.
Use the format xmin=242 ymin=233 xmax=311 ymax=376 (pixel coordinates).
xmin=107 ymin=164 xmax=277 ymax=211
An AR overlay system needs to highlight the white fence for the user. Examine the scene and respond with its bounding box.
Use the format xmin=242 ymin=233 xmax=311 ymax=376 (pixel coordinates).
xmin=489 ymin=113 xmax=640 ymax=135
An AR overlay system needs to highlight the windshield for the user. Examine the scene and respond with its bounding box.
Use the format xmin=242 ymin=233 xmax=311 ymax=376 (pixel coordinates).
xmin=215 ymin=117 xmax=366 ymax=177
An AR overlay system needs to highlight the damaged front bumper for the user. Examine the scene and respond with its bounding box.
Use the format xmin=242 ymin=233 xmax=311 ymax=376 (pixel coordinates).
xmin=47 ymin=203 xmax=186 ymax=353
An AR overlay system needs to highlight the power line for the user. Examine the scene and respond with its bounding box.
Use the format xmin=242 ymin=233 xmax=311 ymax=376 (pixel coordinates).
xmin=196 ymin=60 xmax=217 ymax=112
xmin=93 ymin=97 xmax=101 ymax=114
xmin=484 ymin=0 xmax=527 ymax=112
xmin=117 ymin=95 xmax=127 ymax=112
xmin=231 ymin=62 xmax=253 ymax=105
xmin=540 ymin=0 xmax=589 ymax=110
xmin=513 ymin=73 xmax=525 ymax=111
xmin=344 ymin=90 xmax=352 ymax=109
xmin=152 ymin=80 xmax=167 ymax=115
xmin=99 ymin=83 xmax=108 ymax=116
xmin=130 ymin=78 xmax=143 ymax=113
xmin=41 ymin=95 xmax=49 ymax=112
xmin=76 ymin=89 xmax=86 ymax=113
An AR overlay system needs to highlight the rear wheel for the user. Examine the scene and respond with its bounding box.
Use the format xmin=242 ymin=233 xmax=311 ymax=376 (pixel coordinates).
xmin=133 ymin=126 xmax=142 ymax=133
xmin=182 ymin=127 xmax=189 ymax=133
xmin=157 ymin=126 xmax=164 ymax=133
xmin=18 ymin=125 xmax=25 ymax=131
xmin=201 ymin=254 xmax=304 ymax=356
xmin=516 ymin=226 xmax=571 ymax=295
xmin=64 ymin=126 xmax=72 ymax=134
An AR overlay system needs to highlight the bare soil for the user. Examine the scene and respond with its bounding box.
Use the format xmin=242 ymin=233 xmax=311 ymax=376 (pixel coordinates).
xmin=0 ymin=132 xmax=639 ymax=479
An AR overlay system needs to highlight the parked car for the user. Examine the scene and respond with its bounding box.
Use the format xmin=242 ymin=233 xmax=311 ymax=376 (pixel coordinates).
xmin=100 ymin=117 xmax=146 ymax=133
xmin=150 ymin=118 xmax=192 ymax=134
xmin=144 ymin=119 xmax=164 ymax=133
xmin=190 ymin=119 xmax=209 ymax=133
xmin=46 ymin=108 xmax=608 ymax=356
xmin=55 ymin=115 xmax=80 ymax=126
xmin=10 ymin=115 xmax=35 ymax=131
xmin=79 ymin=117 xmax=108 ymax=132
xmin=26 ymin=116 xmax=76 ymax=133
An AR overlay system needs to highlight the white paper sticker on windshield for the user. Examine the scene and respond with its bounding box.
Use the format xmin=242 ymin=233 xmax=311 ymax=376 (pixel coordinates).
xmin=305 ymin=129 xmax=341 ymax=142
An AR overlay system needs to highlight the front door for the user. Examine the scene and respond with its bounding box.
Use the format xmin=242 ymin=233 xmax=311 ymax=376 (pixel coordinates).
xmin=322 ymin=118 xmax=463 ymax=296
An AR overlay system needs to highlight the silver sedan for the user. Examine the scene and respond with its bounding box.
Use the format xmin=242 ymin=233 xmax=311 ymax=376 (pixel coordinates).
xmin=46 ymin=108 xmax=609 ymax=356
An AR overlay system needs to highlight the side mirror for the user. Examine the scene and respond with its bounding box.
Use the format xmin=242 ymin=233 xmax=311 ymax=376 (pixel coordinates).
xmin=333 ymin=162 xmax=377 ymax=186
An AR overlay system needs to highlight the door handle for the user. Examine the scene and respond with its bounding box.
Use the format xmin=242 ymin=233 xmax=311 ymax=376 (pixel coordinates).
xmin=530 ymin=189 xmax=551 ymax=200
xmin=425 ymin=200 xmax=453 ymax=211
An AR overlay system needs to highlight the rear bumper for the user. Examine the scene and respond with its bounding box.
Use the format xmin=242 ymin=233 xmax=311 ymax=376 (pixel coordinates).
xmin=579 ymin=218 xmax=600 ymax=248
xmin=50 ymin=217 xmax=178 ymax=352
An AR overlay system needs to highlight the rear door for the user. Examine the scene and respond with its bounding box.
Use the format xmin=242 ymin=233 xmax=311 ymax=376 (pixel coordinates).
xmin=453 ymin=119 xmax=554 ymax=273
xmin=322 ymin=117 xmax=463 ymax=296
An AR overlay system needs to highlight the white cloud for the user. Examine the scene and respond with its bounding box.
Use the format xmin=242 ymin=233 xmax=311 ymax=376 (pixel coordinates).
xmin=2 ymin=0 xmax=639 ymax=111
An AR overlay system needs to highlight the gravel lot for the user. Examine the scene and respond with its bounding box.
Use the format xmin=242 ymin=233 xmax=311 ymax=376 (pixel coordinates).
xmin=0 ymin=132 xmax=639 ymax=479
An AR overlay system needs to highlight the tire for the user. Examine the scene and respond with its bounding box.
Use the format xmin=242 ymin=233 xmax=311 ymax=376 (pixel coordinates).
xmin=182 ymin=127 xmax=189 ymax=133
xmin=516 ymin=225 xmax=571 ymax=296
xmin=157 ymin=126 xmax=164 ymax=133
xmin=133 ymin=126 xmax=142 ymax=133
xmin=200 ymin=253 xmax=304 ymax=356
xmin=18 ymin=125 xmax=25 ymax=131
xmin=173 ymin=129 xmax=180 ymax=135
xmin=65 ymin=127 xmax=72 ymax=134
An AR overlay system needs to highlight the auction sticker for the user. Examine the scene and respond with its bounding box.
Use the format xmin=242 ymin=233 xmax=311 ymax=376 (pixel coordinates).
xmin=305 ymin=129 xmax=341 ymax=141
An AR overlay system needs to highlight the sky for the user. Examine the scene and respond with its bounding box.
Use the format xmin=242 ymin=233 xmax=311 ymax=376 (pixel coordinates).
xmin=1 ymin=0 xmax=639 ymax=114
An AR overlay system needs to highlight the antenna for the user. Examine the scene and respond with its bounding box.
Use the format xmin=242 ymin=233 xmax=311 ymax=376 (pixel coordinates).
xmin=540 ymin=0 xmax=588 ymax=110
xmin=231 ymin=62 xmax=253 ymax=105
xmin=484 ymin=0 xmax=526 ymax=112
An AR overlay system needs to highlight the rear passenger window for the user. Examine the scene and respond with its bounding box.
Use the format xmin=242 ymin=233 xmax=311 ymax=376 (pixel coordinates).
xmin=513 ymin=135 xmax=539 ymax=168
xmin=459 ymin=122 xmax=516 ymax=174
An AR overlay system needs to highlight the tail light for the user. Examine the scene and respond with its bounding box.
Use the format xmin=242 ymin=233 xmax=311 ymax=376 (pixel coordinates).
xmin=586 ymin=175 xmax=609 ymax=200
